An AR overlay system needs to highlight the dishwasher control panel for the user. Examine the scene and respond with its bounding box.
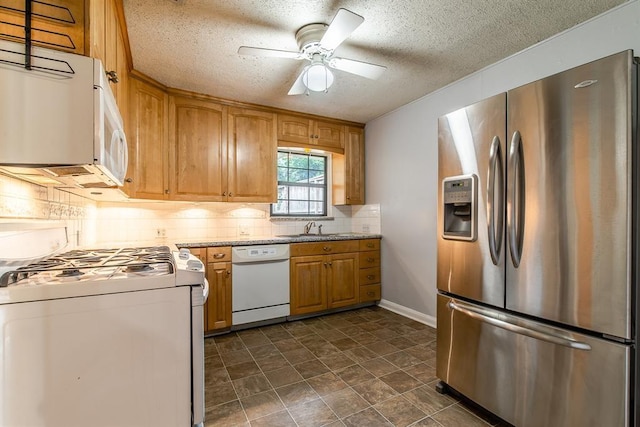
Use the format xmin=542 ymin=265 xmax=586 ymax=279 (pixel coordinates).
xmin=232 ymin=244 xmax=290 ymax=263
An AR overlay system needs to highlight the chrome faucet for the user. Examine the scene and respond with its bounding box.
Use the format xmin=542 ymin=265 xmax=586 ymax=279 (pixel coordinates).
xmin=303 ymin=221 xmax=316 ymax=234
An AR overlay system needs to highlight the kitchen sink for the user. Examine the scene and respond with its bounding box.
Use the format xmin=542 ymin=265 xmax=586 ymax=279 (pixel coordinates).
xmin=276 ymin=233 xmax=353 ymax=238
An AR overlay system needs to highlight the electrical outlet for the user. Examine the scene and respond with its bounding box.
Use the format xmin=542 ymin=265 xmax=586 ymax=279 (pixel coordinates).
xmin=156 ymin=228 xmax=166 ymax=238
xmin=239 ymin=224 xmax=250 ymax=236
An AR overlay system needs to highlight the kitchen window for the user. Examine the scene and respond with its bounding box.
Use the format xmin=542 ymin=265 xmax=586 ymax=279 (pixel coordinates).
xmin=271 ymin=150 xmax=327 ymax=217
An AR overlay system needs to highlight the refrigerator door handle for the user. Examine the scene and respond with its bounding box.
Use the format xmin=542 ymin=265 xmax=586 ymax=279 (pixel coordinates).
xmin=507 ymin=131 xmax=524 ymax=267
xmin=447 ymin=300 xmax=592 ymax=351
xmin=487 ymin=136 xmax=503 ymax=265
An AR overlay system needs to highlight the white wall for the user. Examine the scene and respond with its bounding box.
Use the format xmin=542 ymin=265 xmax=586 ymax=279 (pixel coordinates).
xmin=366 ymin=0 xmax=640 ymax=325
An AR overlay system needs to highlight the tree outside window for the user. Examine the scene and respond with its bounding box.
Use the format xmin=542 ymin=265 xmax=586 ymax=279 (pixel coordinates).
xmin=271 ymin=151 xmax=327 ymax=216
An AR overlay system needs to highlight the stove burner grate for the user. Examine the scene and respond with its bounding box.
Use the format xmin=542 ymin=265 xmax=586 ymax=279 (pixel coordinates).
xmin=57 ymin=269 xmax=84 ymax=278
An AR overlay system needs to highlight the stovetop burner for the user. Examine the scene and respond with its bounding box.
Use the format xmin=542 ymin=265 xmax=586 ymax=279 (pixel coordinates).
xmin=0 ymin=246 xmax=175 ymax=287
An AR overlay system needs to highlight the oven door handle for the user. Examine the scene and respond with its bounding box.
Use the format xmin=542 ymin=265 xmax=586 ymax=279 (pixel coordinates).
xmin=202 ymin=278 xmax=210 ymax=303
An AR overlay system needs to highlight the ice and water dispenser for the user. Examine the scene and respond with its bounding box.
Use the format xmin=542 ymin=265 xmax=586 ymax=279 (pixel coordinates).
xmin=442 ymin=174 xmax=477 ymax=241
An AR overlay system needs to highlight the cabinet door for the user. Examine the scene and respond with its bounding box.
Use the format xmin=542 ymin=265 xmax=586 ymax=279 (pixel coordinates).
xmin=169 ymin=96 xmax=227 ymax=201
xmin=327 ymin=253 xmax=359 ymax=308
xmin=277 ymin=114 xmax=312 ymax=144
xmin=206 ymin=261 xmax=232 ymax=331
xmin=314 ymin=120 xmax=344 ymax=150
xmin=89 ymin=0 xmax=106 ymax=60
xmin=114 ymin=22 xmax=129 ymax=116
xmin=332 ymin=126 xmax=365 ymax=205
xmin=227 ymin=107 xmax=277 ymax=203
xmin=104 ymin=0 xmax=118 ymax=94
xmin=126 ymin=77 xmax=168 ymax=199
xmin=290 ymin=256 xmax=327 ymax=315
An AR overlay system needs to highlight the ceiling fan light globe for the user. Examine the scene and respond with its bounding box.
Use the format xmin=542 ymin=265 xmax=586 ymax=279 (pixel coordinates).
xmin=303 ymin=64 xmax=334 ymax=92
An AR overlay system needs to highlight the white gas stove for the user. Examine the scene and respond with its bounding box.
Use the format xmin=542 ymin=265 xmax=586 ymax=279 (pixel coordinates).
xmin=0 ymin=239 xmax=207 ymax=427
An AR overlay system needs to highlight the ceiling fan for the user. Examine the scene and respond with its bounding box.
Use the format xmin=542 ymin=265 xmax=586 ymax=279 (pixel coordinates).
xmin=238 ymin=8 xmax=387 ymax=95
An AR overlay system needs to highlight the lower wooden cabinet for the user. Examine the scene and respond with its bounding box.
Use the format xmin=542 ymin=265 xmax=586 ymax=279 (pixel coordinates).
xmin=189 ymin=247 xmax=232 ymax=334
xmin=290 ymin=239 xmax=380 ymax=316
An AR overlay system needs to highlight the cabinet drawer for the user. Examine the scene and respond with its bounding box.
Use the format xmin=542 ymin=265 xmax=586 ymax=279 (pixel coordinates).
xmin=291 ymin=240 xmax=359 ymax=256
xmin=359 ymin=251 xmax=380 ymax=268
xmin=207 ymin=247 xmax=232 ymax=262
xmin=360 ymin=267 xmax=381 ymax=285
xmin=359 ymin=239 xmax=380 ymax=251
xmin=360 ymin=284 xmax=381 ymax=302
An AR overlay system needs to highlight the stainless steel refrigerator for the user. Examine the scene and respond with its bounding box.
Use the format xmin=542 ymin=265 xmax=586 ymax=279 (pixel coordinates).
xmin=436 ymin=50 xmax=638 ymax=427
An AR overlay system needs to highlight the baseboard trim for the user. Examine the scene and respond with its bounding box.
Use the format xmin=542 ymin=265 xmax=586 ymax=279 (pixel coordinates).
xmin=378 ymin=299 xmax=437 ymax=328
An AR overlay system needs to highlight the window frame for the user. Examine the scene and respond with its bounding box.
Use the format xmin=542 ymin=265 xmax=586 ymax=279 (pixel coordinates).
xmin=271 ymin=149 xmax=328 ymax=217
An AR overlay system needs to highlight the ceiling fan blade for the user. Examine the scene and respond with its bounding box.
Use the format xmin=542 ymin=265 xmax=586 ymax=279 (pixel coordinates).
xmin=319 ymin=8 xmax=364 ymax=51
xmin=288 ymin=67 xmax=309 ymax=95
xmin=238 ymin=46 xmax=302 ymax=59
xmin=328 ymin=57 xmax=386 ymax=80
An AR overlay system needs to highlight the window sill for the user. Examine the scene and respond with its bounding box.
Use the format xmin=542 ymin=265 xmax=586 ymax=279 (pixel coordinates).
xmin=269 ymin=216 xmax=335 ymax=222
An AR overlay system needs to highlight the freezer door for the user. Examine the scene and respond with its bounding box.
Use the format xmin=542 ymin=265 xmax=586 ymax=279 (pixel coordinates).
xmin=506 ymin=50 xmax=635 ymax=339
xmin=436 ymin=295 xmax=630 ymax=427
xmin=437 ymin=93 xmax=506 ymax=307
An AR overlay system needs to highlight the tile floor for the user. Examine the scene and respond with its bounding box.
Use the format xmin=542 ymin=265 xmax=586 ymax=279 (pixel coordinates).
xmin=204 ymin=306 xmax=507 ymax=427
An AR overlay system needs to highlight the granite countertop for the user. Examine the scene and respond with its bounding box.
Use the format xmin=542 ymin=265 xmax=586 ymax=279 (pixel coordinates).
xmin=175 ymin=232 xmax=381 ymax=248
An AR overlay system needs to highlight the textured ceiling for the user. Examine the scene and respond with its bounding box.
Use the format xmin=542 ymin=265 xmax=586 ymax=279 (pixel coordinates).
xmin=123 ymin=0 xmax=627 ymax=123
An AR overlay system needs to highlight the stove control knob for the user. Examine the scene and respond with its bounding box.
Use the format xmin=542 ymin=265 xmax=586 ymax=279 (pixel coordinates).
xmin=187 ymin=259 xmax=203 ymax=271
xmin=179 ymin=248 xmax=191 ymax=260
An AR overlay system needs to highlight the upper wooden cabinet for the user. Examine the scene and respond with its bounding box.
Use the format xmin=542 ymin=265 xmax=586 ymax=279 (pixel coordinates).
xmin=277 ymin=114 xmax=344 ymax=152
xmin=126 ymin=75 xmax=168 ymax=199
xmin=0 ymin=0 xmax=86 ymax=54
xmin=168 ymin=95 xmax=227 ymax=201
xmin=227 ymin=107 xmax=277 ymax=203
xmin=333 ymin=126 xmax=365 ymax=205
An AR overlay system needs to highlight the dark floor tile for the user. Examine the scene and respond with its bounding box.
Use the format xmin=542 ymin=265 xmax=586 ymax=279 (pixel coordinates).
xmin=404 ymin=363 xmax=437 ymax=384
xmin=344 ymin=346 xmax=379 ymax=363
xmin=384 ymin=350 xmax=422 ymax=369
xmin=342 ymin=407 xmax=393 ymax=427
xmin=282 ymin=347 xmax=315 ymax=365
xmin=204 ymin=399 xmax=247 ymax=426
xmin=379 ymin=370 xmax=423 ymax=393
xmin=331 ymin=337 xmax=360 ymax=351
xmin=306 ymin=372 xmax=348 ymax=396
xmin=289 ymin=398 xmax=338 ymax=427
xmin=248 ymin=343 xmax=281 ymax=360
xmin=431 ymin=403 xmax=489 ymax=426
xmin=403 ymin=385 xmax=457 ymax=416
xmin=260 ymin=325 xmax=293 ymax=343
xmin=350 ymin=331 xmax=380 ymax=345
xmin=205 ymin=381 xmax=237 ymax=407
xmin=275 ymin=381 xmax=319 ymax=408
xmin=264 ymin=366 xmax=303 ymax=388
xmin=255 ymin=354 xmax=290 ymax=372
xmin=318 ymin=353 xmax=356 ymax=371
xmin=322 ymin=388 xmax=370 ymax=419
xmin=409 ymin=417 xmax=441 ymax=426
xmin=204 ymin=354 xmax=224 ymax=369
xmin=374 ymin=395 xmax=427 ymax=427
xmin=294 ymin=359 xmax=330 ymax=379
xmin=360 ymin=358 xmax=399 ymax=378
xmin=221 ymin=348 xmax=253 ymax=366
xmin=357 ymin=321 xmax=383 ymax=332
xmin=240 ymin=332 xmax=271 ymax=348
xmin=366 ymin=340 xmax=401 ymax=356
xmin=334 ymin=364 xmax=374 ymax=387
xmin=226 ymin=361 xmax=262 ymax=380
xmin=387 ymin=336 xmax=418 ymax=350
xmin=240 ymin=390 xmax=285 ymax=421
xmin=307 ymin=342 xmax=342 ymax=358
xmin=404 ymin=344 xmax=436 ymax=362
xmin=249 ymin=410 xmax=297 ymax=427
xmin=316 ymin=328 xmax=348 ymax=341
xmin=370 ymin=328 xmax=398 ymax=340
xmin=233 ymin=374 xmax=273 ymax=398
xmin=352 ymin=378 xmax=399 ymax=405
xmin=205 ymin=366 xmax=230 ymax=386
xmin=297 ymin=333 xmax=324 ymax=346
xmin=337 ymin=325 xmax=365 ymax=335
xmin=274 ymin=338 xmax=304 ymax=352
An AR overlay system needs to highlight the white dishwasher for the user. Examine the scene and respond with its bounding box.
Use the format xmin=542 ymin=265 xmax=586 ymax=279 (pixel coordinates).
xmin=231 ymin=244 xmax=290 ymax=326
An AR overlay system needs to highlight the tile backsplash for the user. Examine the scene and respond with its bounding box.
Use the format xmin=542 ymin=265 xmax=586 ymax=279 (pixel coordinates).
xmin=1 ymin=174 xmax=381 ymax=247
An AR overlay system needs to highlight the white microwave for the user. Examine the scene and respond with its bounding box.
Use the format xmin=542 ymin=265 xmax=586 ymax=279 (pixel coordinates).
xmin=0 ymin=40 xmax=128 ymax=188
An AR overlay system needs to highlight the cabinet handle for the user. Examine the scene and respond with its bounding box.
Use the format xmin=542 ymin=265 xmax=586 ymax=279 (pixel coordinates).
xmin=328 ymin=262 xmax=332 ymax=266
xmin=367 ymin=291 xmax=375 ymax=297
xmin=222 ymin=192 xmax=226 ymax=196
xmin=226 ymin=270 xmax=231 ymax=276
xmin=366 ymin=243 xmax=374 ymax=248
xmin=367 ymin=257 xmax=374 ymax=262
xmin=323 ymin=246 xmax=331 ymax=252
xmin=347 ymin=196 xmax=351 ymax=200
xmin=125 ymin=178 xmax=133 ymax=183
xmin=164 ymin=189 xmax=169 ymax=194
xmin=106 ymin=70 xmax=119 ymax=83
xmin=323 ymin=262 xmax=328 ymax=267
xmin=367 ymin=275 xmax=374 ymax=280
xmin=213 ymin=253 xmax=225 ymax=259
xmin=229 ymin=192 xmax=233 ymax=197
